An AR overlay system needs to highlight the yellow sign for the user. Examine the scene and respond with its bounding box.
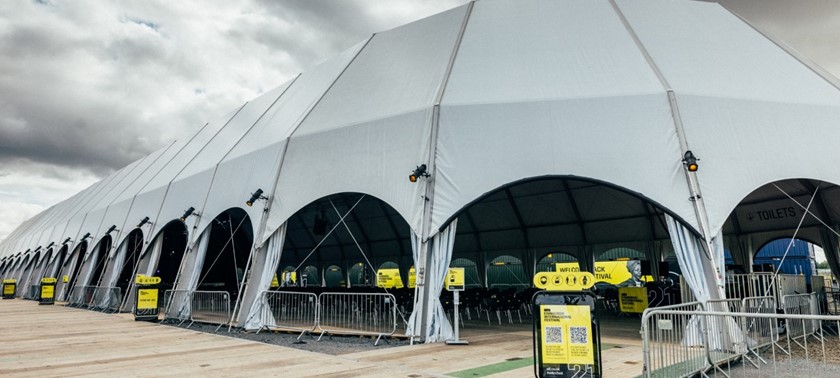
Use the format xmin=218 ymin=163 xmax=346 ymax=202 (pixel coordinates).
xmin=618 ymin=287 xmax=649 ymax=313
xmin=3 ymin=283 xmax=15 ymax=296
xmin=555 ymin=261 xmax=652 ymax=286
xmin=63 ymin=275 xmax=69 ymax=283
xmin=135 ymin=275 xmax=161 ymax=285
xmin=41 ymin=277 xmax=57 ymax=284
xmin=40 ymin=284 xmax=55 ymax=300
xmin=271 ymin=274 xmax=280 ymax=288
xmin=376 ymin=269 xmax=404 ymax=288
xmin=533 ymin=271 xmax=596 ymax=291
xmin=540 ymin=305 xmax=594 ymax=365
xmin=445 ymin=267 xmax=465 ymax=291
xmin=137 ymin=288 xmax=159 ymax=310
xmin=2 ymin=279 xmax=15 ymax=284
xmin=408 ymin=266 xmax=416 ymax=288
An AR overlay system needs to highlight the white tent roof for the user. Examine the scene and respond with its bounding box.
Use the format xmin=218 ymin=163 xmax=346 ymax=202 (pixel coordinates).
xmin=3 ymin=0 xmax=840 ymax=264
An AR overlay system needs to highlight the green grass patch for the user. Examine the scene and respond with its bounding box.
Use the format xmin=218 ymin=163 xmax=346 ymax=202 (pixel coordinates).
xmin=446 ymin=343 xmax=626 ymax=377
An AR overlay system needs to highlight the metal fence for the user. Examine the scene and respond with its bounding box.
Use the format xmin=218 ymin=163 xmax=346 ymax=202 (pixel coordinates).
xmin=189 ymin=291 xmax=231 ymax=332
xmin=258 ymin=291 xmax=318 ymax=338
xmin=64 ymin=286 xmax=122 ymax=313
xmin=162 ymin=290 xmax=230 ymax=332
xmin=317 ymin=292 xmax=397 ymax=345
xmin=642 ymin=307 xmax=840 ymax=377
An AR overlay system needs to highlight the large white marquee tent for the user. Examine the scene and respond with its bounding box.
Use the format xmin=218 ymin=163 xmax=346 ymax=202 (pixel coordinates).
xmin=3 ymin=0 xmax=840 ymax=342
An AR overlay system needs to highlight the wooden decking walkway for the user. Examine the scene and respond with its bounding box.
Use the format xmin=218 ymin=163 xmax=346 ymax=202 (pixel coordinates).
xmin=0 ymin=300 xmax=644 ymax=377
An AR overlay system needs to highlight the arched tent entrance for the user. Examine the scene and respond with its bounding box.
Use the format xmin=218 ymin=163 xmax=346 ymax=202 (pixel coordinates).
xmin=238 ymin=193 xmax=412 ymax=329
xmin=162 ymin=208 xmax=252 ymax=320
xmin=91 ymin=229 xmax=145 ymax=311
xmin=423 ymin=176 xmax=686 ymax=340
xmin=121 ymin=220 xmax=188 ymax=312
xmin=720 ymin=179 xmax=840 ymax=281
xmin=18 ymin=251 xmax=40 ymax=298
xmin=44 ymin=245 xmax=68 ymax=281
xmin=194 ymin=208 xmax=253 ymax=299
xmin=12 ymin=254 xmax=32 ymax=297
xmin=68 ymin=235 xmax=112 ymax=305
xmin=55 ymin=242 xmax=87 ymax=301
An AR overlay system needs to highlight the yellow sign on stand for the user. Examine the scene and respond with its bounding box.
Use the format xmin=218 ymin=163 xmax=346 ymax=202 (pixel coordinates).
xmin=271 ymin=274 xmax=280 ymax=288
xmin=62 ymin=275 xmax=69 ymax=283
xmin=618 ymin=287 xmax=649 ymax=313
xmin=136 ymin=288 xmax=159 ymax=310
xmin=408 ymin=266 xmax=416 ymax=288
xmin=376 ymin=269 xmax=404 ymax=288
xmin=540 ymin=304 xmax=594 ymax=365
xmin=446 ymin=267 xmax=465 ymax=291
xmin=533 ymin=271 xmax=596 ymax=291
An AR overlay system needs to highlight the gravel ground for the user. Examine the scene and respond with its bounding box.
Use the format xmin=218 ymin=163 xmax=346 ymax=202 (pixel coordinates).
xmin=161 ymin=320 xmax=413 ymax=355
xmin=705 ymin=334 xmax=840 ymax=377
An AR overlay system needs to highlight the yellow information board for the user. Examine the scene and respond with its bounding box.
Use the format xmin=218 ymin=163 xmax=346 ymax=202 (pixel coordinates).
xmin=271 ymin=274 xmax=280 ymax=288
xmin=136 ymin=288 xmax=159 ymax=310
xmin=62 ymin=275 xmax=69 ymax=283
xmin=408 ymin=266 xmax=416 ymax=288
xmin=3 ymin=281 xmax=15 ymax=296
xmin=540 ymin=305 xmax=594 ymax=365
xmin=618 ymin=287 xmax=649 ymax=313
xmin=446 ymin=267 xmax=465 ymax=291
xmin=40 ymin=284 xmax=55 ymax=300
xmin=533 ymin=271 xmax=596 ymax=291
xmin=376 ymin=269 xmax=404 ymax=288
xmin=41 ymin=277 xmax=57 ymax=284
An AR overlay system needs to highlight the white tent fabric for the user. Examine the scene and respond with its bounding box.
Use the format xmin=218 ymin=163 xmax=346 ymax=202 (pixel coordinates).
xmin=242 ymin=224 xmax=286 ymax=330
xmin=3 ymin=0 xmax=840 ymax=341
xmin=167 ymin=226 xmax=211 ymax=319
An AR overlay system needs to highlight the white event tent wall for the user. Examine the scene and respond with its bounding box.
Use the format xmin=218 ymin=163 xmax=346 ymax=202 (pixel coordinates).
xmin=3 ymin=0 xmax=840 ymax=343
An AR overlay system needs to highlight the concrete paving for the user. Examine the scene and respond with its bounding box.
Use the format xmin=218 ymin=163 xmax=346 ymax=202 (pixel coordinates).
xmin=0 ymin=299 xmax=644 ymax=377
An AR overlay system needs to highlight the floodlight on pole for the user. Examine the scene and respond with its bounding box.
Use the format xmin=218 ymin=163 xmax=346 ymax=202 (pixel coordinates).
xmin=246 ymin=189 xmax=268 ymax=207
xmin=62 ymin=237 xmax=72 ymax=245
xmin=409 ymin=164 xmax=430 ymax=183
xmin=682 ymin=150 xmax=699 ymax=172
xmin=105 ymin=225 xmax=118 ymax=235
xmin=81 ymin=232 xmax=92 ymax=240
xmin=46 ymin=241 xmax=55 ymax=249
xmin=137 ymin=216 xmax=151 ymax=228
xmin=179 ymin=207 xmax=198 ymax=222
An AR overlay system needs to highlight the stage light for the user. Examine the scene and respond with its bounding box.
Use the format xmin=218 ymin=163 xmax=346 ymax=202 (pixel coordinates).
xmin=46 ymin=242 xmax=55 ymax=249
xmin=409 ymin=164 xmax=430 ymax=183
xmin=180 ymin=207 xmax=196 ymax=222
xmin=62 ymin=237 xmax=72 ymax=245
xmin=683 ymin=150 xmax=699 ymax=172
xmin=82 ymin=232 xmax=92 ymax=240
xmin=137 ymin=216 xmax=151 ymax=228
xmin=246 ymin=189 xmax=267 ymax=207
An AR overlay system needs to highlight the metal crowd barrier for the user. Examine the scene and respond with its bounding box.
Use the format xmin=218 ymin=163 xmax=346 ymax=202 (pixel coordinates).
xmin=781 ymin=293 xmax=820 ymax=352
xmin=189 ymin=291 xmax=231 ymax=332
xmin=64 ymin=286 xmax=122 ymax=313
xmin=642 ymin=308 xmax=840 ymax=377
xmin=317 ymin=292 xmax=397 ymax=345
xmin=640 ymin=301 xmax=708 ymax=378
xmin=826 ymin=289 xmax=840 ymax=315
xmin=162 ymin=290 xmax=192 ymax=322
xmin=258 ymin=290 xmax=318 ymax=338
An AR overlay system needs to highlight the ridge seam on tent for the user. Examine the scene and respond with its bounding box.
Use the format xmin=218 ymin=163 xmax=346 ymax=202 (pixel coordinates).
xmin=259 ymin=34 xmax=375 ymax=246
xmin=610 ymin=0 xmax=712 ymax=240
xmin=722 ymin=7 xmax=840 ymax=92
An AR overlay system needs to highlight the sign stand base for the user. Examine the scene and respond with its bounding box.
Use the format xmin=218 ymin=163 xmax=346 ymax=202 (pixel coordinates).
xmin=446 ymin=289 xmax=469 ymax=345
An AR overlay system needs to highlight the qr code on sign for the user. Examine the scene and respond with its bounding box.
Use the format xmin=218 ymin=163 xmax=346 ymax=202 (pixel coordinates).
xmin=570 ymin=326 xmax=588 ymax=344
xmin=545 ymin=326 xmax=563 ymax=344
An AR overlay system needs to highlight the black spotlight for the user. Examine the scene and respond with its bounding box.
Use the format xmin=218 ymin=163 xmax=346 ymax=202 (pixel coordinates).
xmin=62 ymin=237 xmax=72 ymax=245
xmin=81 ymin=233 xmax=91 ymax=241
xmin=105 ymin=225 xmax=118 ymax=235
xmin=137 ymin=216 xmax=150 ymax=228
xmin=313 ymin=210 xmax=328 ymax=236
xmin=46 ymin=241 xmax=55 ymax=249
xmin=180 ymin=207 xmax=196 ymax=222
xmin=409 ymin=164 xmax=430 ymax=183
xmin=682 ymin=150 xmax=699 ymax=172
xmin=246 ymin=188 xmax=267 ymax=207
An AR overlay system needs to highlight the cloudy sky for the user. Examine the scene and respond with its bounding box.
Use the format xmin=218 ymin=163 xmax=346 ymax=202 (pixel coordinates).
xmin=1 ymin=0 xmax=839 ymax=249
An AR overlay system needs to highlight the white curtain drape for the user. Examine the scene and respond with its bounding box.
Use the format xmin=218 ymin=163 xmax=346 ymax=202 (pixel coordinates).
xmin=96 ymin=241 xmax=128 ymax=308
xmin=406 ymin=232 xmax=423 ymax=339
xmin=405 ymin=221 xmax=458 ymax=343
xmin=243 ymin=224 xmax=286 ymax=330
